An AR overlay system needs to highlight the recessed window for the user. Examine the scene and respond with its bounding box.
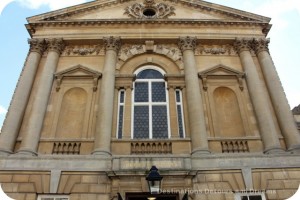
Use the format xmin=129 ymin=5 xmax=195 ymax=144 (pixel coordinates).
xmin=235 ymin=193 xmax=266 ymax=200
xmin=116 ymin=89 xmax=125 ymax=139
xmin=37 ymin=195 xmax=69 ymax=200
xmin=175 ymin=89 xmax=185 ymax=138
xmin=132 ymin=67 xmax=170 ymax=139
xmin=143 ymin=8 xmax=156 ymax=17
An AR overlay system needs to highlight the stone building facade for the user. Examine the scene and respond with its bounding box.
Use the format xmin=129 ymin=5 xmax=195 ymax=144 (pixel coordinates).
xmin=0 ymin=0 xmax=300 ymax=199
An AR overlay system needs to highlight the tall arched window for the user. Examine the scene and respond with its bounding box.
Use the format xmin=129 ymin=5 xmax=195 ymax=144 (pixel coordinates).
xmin=132 ymin=67 xmax=170 ymax=139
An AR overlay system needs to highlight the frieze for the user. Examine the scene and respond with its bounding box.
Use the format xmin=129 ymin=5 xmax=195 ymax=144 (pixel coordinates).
xmin=62 ymin=45 xmax=105 ymax=56
xmin=195 ymin=44 xmax=237 ymax=55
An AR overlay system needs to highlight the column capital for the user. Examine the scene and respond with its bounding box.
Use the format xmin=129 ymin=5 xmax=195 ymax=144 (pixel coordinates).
xmin=46 ymin=38 xmax=65 ymax=55
xmin=178 ymin=36 xmax=197 ymax=52
xmin=28 ymin=38 xmax=46 ymax=55
xmin=252 ymin=38 xmax=270 ymax=54
xmin=103 ymin=36 xmax=121 ymax=53
xmin=234 ymin=38 xmax=252 ymax=54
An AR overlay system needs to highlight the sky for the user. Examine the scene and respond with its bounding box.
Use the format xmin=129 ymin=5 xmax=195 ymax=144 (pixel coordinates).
xmin=0 ymin=0 xmax=300 ymax=131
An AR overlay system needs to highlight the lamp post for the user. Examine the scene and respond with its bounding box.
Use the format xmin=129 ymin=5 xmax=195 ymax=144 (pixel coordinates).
xmin=146 ymin=166 xmax=163 ymax=194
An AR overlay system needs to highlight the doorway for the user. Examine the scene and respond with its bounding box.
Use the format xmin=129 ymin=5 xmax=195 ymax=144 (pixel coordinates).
xmin=125 ymin=192 xmax=179 ymax=200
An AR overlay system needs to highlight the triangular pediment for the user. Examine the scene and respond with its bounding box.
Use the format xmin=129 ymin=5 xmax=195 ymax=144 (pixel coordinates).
xmin=55 ymin=65 xmax=102 ymax=78
xmin=27 ymin=0 xmax=270 ymax=23
xmin=199 ymin=65 xmax=244 ymax=78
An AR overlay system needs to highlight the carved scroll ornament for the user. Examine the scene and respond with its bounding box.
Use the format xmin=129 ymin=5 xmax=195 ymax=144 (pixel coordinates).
xmin=124 ymin=0 xmax=175 ymax=19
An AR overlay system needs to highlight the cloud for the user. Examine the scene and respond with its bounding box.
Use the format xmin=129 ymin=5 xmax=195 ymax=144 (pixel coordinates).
xmin=0 ymin=0 xmax=14 ymax=15
xmin=254 ymin=0 xmax=300 ymax=29
xmin=16 ymin=0 xmax=90 ymax=10
xmin=0 ymin=106 xmax=7 ymax=115
xmin=0 ymin=0 xmax=90 ymax=14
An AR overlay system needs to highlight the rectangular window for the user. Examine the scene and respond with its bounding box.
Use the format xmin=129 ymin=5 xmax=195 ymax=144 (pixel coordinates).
xmin=235 ymin=193 xmax=266 ymax=200
xmin=37 ymin=195 xmax=69 ymax=200
xmin=116 ymin=89 xmax=125 ymax=139
xmin=175 ymin=89 xmax=185 ymax=138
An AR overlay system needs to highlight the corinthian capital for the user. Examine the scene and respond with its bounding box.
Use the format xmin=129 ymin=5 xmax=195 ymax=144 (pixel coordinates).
xmin=178 ymin=36 xmax=197 ymax=52
xmin=46 ymin=38 xmax=65 ymax=55
xmin=252 ymin=38 xmax=270 ymax=54
xmin=234 ymin=38 xmax=252 ymax=54
xmin=28 ymin=38 xmax=46 ymax=55
xmin=103 ymin=36 xmax=121 ymax=53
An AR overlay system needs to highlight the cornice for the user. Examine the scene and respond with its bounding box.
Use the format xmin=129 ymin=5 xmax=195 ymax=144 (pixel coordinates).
xmin=27 ymin=0 xmax=270 ymax=23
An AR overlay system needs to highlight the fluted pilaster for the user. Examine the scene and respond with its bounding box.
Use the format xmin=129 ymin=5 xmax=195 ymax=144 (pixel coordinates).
xmin=253 ymin=38 xmax=300 ymax=152
xmin=234 ymin=38 xmax=283 ymax=154
xmin=0 ymin=39 xmax=46 ymax=155
xmin=178 ymin=36 xmax=210 ymax=155
xmin=17 ymin=38 xmax=65 ymax=156
xmin=93 ymin=37 xmax=121 ymax=156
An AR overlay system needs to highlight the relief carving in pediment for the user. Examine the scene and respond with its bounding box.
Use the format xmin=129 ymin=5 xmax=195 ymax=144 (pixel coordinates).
xmin=124 ymin=0 xmax=175 ymax=19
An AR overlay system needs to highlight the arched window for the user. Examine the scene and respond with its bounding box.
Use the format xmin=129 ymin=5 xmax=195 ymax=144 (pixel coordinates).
xmin=132 ymin=67 xmax=170 ymax=139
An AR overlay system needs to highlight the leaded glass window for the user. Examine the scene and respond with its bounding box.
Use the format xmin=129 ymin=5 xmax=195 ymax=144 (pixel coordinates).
xmin=116 ymin=90 xmax=125 ymax=139
xmin=175 ymin=89 xmax=185 ymax=138
xmin=132 ymin=68 xmax=170 ymax=139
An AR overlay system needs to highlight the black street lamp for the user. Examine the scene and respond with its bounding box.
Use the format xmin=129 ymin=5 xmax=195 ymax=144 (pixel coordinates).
xmin=146 ymin=166 xmax=163 ymax=194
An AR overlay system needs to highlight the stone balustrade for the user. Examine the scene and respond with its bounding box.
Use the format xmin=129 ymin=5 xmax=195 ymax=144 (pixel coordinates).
xmin=52 ymin=142 xmax=81 ymax=155
xmin=131 ymin=142 xmax=172 ymax=154
xmin=221 ymin=140 xmax=249 ymax=153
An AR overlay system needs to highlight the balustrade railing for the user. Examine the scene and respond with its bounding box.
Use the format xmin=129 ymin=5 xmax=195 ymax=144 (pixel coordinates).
xmin=52 ymin=142 xmax=81 ymax=155
xmin=131 ymin=142 xmax=172 ymax=154
xmin=221 ymin=140 xmax=249 ymax=153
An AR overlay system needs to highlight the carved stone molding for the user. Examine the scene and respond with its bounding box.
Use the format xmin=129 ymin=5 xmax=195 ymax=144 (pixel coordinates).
xmin=28 ymin=38 xmax=46 ymax=55
xmin=178 ymin=36 xmax=197 ymax=52
xmin=195 ymin=44 xmax=237 ymax=55
xmin=103 ymin=36 xmax=121 ymax=53
xmin=252 ymin=38 xmax=270 ymax=54
xmin=124 ymin=0 xmax=175 ymax=19
xmin=62 ymin=45 xmax=105 ymax=56
xmin=198 ymin=65 xmax=245 ymax=91
xmin=46 ymin=38 xmax=65 ymax=55
xmin=233 ymin=38 xmax=252 ymax=54
xmin=55 ymin=65 xmax=102 ymax=92
xmin=117 ymin=42 xmax=183 ymax=68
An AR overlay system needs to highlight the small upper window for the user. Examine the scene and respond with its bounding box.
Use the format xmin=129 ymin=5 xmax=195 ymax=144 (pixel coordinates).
xmin=37 ymin=195 xmax=69 ymax=200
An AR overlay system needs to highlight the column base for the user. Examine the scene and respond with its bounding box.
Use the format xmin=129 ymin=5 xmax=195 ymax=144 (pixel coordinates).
xmin=0 ymin=148 xmax=13 ymax=156
xmin=287 ymin=144 xmax=300 ymax=154
xmin=191 ymin=148 xmax=211 ymax=157
xmin=264 ymin=147 xmax=285 ymax=154
xmin=92 ymin=149 xmax=112 ymax=157
xmin=16 ymin=149 xmax=38 ymax=156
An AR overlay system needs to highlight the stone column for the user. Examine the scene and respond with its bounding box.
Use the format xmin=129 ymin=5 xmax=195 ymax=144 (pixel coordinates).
xmin=253 ymin=38 xmax=300 ymax=152
xmin=178 ymin=36 xmax=210 ymax=155
xmin=234 ymin=38 xmax=283 ymax=154
xmin=93 ymin=36 xmax=121 ymax=156
xmin=0 ymin=39 xmax=46 ymax=155
xmin=17 ymin=38 xmax=65 ymax=156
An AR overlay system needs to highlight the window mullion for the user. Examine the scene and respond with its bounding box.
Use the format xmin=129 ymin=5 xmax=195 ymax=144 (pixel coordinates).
xmin=149 ymin=80 xmax=152 ymax=139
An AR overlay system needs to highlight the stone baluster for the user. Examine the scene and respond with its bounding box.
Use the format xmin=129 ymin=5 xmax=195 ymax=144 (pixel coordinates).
xmin=93 ymin=36 xmax=121 ymax=156
xmin=253 ymin=38 xmax=300 ymax=152
xmin=0 ymin=39 xmax=46 ymax=155
xmin=178 ymin=36 xmax=210 ymax=155
xmin=17 ymin=38 xmax=65 ymax=156
xmin=234 ymin=38 xmax=283 ymax=154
